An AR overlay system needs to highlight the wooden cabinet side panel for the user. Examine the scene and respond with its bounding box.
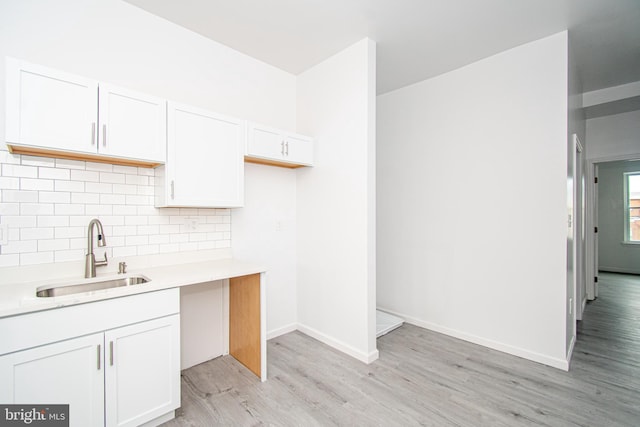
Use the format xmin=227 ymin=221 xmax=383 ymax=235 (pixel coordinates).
xmin=229 ymin=274 xmax=261 ymax=377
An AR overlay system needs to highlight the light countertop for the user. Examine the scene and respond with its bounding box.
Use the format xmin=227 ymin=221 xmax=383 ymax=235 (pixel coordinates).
xmin=0 ymin=257 xmax=265 ymax=319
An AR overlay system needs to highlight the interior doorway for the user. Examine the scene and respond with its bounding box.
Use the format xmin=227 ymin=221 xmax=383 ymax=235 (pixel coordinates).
xmin=585 ymin=153 xmax=640 ymax=302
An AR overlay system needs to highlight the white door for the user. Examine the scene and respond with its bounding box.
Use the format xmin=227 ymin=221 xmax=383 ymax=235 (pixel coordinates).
xmin=104 ymin=315 xmax=180 ymax=427
xmin=98 ymin=84 xmax=166 ymax=162
xmin=167 ymin=102 xmax=244 ymax=207
xmin=0 ymin=333 xmax=105 ymax=427
xmin=5 ymin=57 xmax=98 ymax=153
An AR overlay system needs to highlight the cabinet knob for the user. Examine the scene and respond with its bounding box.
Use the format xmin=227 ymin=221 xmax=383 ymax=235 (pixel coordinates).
xmin=91 ymin=122 xmax=96 ymax=145
xmin=171 ymin=180 xmax=175 ymax=199
xmin=102 ymin=124 xmax=107 ymax=147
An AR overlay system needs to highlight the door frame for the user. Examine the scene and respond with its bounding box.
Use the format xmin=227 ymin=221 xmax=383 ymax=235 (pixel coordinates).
xmin=585 ymin=151 xmax=640 ymax=300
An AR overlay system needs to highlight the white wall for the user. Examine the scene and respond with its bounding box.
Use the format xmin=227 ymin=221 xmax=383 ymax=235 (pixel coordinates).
xmin=0 ymin=0 xmax=299 ymax=335
xmin=586 ymin=110 xmax=640 ymax=161
xmin=296 ymin=38 xmax=378 ymax=363
xmin=377 ymin=32 xmax=569 ymax=369
xmin=597 ymin=160 xmax=640 ymax=274
xmin=231 ymin=163 xmax=298 ymax=337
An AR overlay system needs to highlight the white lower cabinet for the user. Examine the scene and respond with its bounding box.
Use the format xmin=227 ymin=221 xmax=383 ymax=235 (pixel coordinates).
xmin=105 ymin=315 xmax=180 ymax=427
xmin=0 ymin=299 xmax=180 ymax=427
xmin=0 ymin=333 xmax=105 ymax=426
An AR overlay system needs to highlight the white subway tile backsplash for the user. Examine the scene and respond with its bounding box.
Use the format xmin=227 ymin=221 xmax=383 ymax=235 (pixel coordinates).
xmin=113 ymin=184 xmax=137 ymax=194
xmin=149 ymin=234 xmax=170 ymax=244
xmin=2 ymin=164 xmax=37 ymax=178
xmin=70 ymin=170 xmax=99 ymax=182
xmin=20 ymin=252 xmax=54 ymax=265
xmin=39 ymin=167 xmax=70 ymax=180
xmin=113 ymin=246 xmax=137 ymax=258
xmin=22 ymin=156 xmax=55 ymax=167
xmin=112 ymin=225 xmax=138 ymax=236
xmin=114 ymin=205 xmax=137 ymax=215
xmin=21 ymin=228 xmax=54 ymax=240
xmin=86 ymin=162 xmax=113 ymax=172
xmin=21 ymin=203 xmax=54 ymax=215
xmin=2 ymin=189 xmax=38 ymax=203
xmin=0 ymin=203 xmax=20 ymax=215
xmin=159 ymin=243 xmax=180 ymax=253
xmin=39 ymin=191 xmax=71 ymax=204
xmin=72 ymin=192 xmax=100 ymax=204
xmin=54 ymin=227 xmax=84 ymax=239
xmin=100 ymin=172 xmax=126 ymax=184
xmin=85 ymin=204 xmax=113 ymax=215
xmin=0 ymin=254 xmax=20 ymax=267
xmin=55 ymin=204 xmax=85 ymax=215
xmin=38 ymin=216 xmax=69 ymax=227
xmin=125 ymin=174 xmax=148 ymax=186
xmin=2 ymin=215 xmax=36 ymax=228
xmin=55 ymin=158 xmax=86 ymax=170
xmin=38 ymin=239 xmax=69 ymax=252
xmin=113 ymin=165 xmax=137 ymax=175
xmin=21 ymin=178 xmax=54 ymax=191
xmin=2 ymin=240 xmax=38 ymax=254
xmin=125 ymin=195 xmax=150 ymax=205
xmin=85 ymin=182 xmax=113 ymax=194
xmin=54 ymin=249 xmax=85 ymax=262
xmin=1 ymin=153 xmax=232 ymax=266
xmin=100 ymin=194 xmax=126 ymax=205
xmin=126 ymin=235 xmax=148 ymax=246
xmin=0 ymin=151 xmax=21 ymax=165
xmin=0 ymin=177 xmax=20 ymax=189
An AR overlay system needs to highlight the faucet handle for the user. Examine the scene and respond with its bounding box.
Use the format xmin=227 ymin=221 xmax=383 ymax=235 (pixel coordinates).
xmin=96 ymin=251 xmax=108 ymax=267
xmin=118 ymin=262 xmax=127 ymax=274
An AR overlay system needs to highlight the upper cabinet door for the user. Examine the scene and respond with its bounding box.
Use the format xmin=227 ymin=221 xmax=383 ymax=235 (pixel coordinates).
xmin=163 ymin=102 xmax=244 ymax=208
xmin=5 ymin=57 xmax=98 ymax=153
xmin=245 ymin=122 xmax=313 ymax=168
xmin=98 ymin=84 xmax=166 ymax=163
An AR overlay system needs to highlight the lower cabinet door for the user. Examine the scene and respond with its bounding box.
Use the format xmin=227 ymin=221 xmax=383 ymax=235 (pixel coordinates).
xmin=104 ymin=315 xmax=180 ymax=427
xmin=0 ymin=333 xmax=105 ymax=427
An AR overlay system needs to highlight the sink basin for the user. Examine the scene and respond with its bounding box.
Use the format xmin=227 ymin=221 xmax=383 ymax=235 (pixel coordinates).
xmin=36 ymin=275 xmax=150 ymax=297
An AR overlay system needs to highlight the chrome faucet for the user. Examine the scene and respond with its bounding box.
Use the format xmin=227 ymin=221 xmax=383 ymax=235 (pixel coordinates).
xmin=85 ymin=218 xmax=108 ymax=278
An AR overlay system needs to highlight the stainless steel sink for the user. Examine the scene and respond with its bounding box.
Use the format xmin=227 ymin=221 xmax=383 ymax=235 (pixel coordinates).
xmin=36 ymin=275 xmax=150 ymax=297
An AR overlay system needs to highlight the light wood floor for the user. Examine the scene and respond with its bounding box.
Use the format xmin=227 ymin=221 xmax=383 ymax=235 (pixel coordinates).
xmin=163 ymin=273 xmax=640 ymax=426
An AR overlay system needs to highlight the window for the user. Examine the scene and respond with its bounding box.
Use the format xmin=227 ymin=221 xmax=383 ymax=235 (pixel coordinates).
xmin=624 ymin=172 xmax=640 ymax=242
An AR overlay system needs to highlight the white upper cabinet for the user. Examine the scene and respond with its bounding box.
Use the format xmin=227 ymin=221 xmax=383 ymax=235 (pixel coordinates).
xmin=5 ymin=57 xmax=98 ymax=154
xmin=5 ymin=57 xmax=166 ymax=166
xmin=245 ymin=122 xmax=313 ymax=168
xmin=155 ymin=102 xmax=244 ymax=208
xmin=97 ymin=84 xmax=166 ymax=163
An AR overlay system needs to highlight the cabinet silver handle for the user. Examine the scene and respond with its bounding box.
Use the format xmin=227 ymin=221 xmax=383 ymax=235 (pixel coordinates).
xmin=102 ymin=124 xmax=107 ymax=147
xmin=285 ymin=141 xmax=289 ymax=156
xmin=170 ymin=180 xmax=175 ymax=199
xmin=91 ymin=123 xmax=96 ymax=145
xmin=97 ymin=344 xmax=101 ymax=370
xmin=109 ymin=341 xmax=114 ymax=366
xmin=281 ymin=141 xmax=285 ymax=156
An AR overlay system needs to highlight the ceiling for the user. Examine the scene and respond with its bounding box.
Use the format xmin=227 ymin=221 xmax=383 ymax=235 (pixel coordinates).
xmin=125 ymin=0 xmax=640 ymax=95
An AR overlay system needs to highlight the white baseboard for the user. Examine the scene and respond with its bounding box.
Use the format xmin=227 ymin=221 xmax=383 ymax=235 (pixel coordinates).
xmin=377 ymin=307 xmax=569 ymax=371
xmin=599 ymin=266 xmax=640 ymax=275
xmin=297 ymin=323 xmax=379 ymax=364
xmin=267 ymin=323 xmax=297 ymax=340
